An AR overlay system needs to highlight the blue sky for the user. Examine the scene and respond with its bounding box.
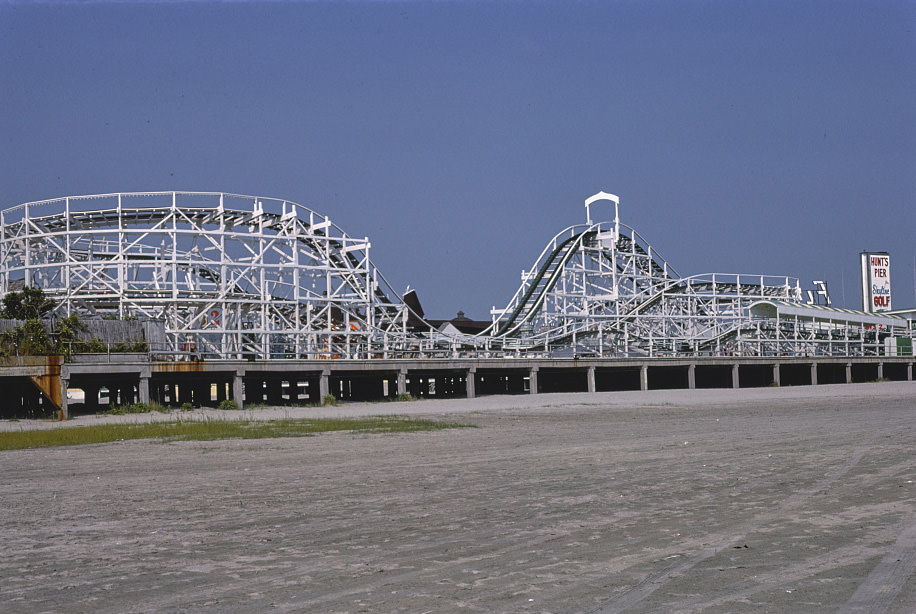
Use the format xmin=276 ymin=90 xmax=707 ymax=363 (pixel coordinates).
xmin=2 ymin=0 xmax=914 ymax=319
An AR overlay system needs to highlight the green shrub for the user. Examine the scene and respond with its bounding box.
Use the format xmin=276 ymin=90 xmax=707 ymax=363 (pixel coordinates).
xmin=54 ymin=314 xmax=86 ymax=358
xmin=395 ymin=393 xmax=416 ymax=402
xmin=0 ymin=319 xmax=51 ymax=357
xmin=321 ymin=393 xmax=338 ymax=407
xmin=104 ymin=402 xmax=152 ymax=415
xmin=180 ymin=402 xmax=194 ymax=412
xmin=218 ymin=399 xmax=240 ymax=410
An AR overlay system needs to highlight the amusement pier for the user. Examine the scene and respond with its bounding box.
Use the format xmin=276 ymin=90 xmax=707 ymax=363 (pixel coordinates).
xmin=1 ymin=191 xmax=912 ymax=417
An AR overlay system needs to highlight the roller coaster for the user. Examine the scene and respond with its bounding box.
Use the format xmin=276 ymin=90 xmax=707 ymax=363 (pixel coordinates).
xmin=0 ymin=191 xmax=909 ymax=360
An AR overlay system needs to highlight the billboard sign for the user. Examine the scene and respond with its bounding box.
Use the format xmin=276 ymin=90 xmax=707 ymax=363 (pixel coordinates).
xmin=860 ymin=252 xmax=891 ymax=312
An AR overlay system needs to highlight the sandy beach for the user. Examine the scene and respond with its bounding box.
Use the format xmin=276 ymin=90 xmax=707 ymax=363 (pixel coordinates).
xmin=2 ymin=382 xmax=915 ymax=613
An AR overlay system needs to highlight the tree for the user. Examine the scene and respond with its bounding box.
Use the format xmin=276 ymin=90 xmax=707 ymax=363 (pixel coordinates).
xmin=1 ymin=287 xmax=55 ymax=320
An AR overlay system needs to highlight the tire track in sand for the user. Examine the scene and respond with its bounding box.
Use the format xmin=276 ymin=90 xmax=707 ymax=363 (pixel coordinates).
xmin=836 ymin=521 xmax=916 ymax=614
xmin=592 ymin=444 xmax=872 ymax=613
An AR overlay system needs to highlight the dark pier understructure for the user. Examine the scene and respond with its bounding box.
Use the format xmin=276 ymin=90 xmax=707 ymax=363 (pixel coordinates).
xmin=2 ymin=354 xmax=914 ymax=419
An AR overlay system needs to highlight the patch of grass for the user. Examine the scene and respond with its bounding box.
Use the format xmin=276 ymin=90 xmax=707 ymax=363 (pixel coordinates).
xmin=395 ymin=393 xmax=417 ymax=402
xmin=0 ymin=416 xmax=474 ymax=451
xmin=101 ymin=401 xmax=169 ymax=415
